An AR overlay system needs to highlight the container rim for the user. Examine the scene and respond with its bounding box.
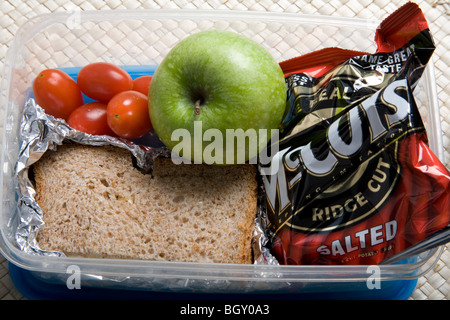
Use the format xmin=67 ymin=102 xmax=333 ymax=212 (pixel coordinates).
xmin=16 ymin=7 xmax=382 ymax=32
xmin=1 ymin=231 xmax=443 ymax=282
xmin=2 ymin=8 xmax=381 ymax=67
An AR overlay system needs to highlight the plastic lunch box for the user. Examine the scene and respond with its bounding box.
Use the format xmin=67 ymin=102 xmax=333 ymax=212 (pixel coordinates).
xmin=0 ymin=8 xmax=446 ymax=300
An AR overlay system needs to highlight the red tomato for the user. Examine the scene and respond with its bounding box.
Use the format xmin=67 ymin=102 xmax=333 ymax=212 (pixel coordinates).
xmin=106 ymin=91 xmax=152 ymax=139
xmin=132 ymin=75 xmax=152 ymax=96
xmin=32 ymin=69 xmax=84 ymax=120
xmin=67 ymin=102 xmax=116 ymax=136
xmin=77 ymin=62 xmax=133 ymax=103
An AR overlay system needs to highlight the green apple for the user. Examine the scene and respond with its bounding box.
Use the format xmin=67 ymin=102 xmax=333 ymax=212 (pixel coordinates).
xmin=148 ymin=29 xmax=286 ymax=165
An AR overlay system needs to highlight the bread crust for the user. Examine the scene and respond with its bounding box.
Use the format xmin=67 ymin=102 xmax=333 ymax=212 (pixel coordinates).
xmin=33 ymin=144 xmax=257 ymax=264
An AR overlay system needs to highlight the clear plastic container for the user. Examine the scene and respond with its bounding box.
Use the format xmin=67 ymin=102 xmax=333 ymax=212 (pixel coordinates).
xmin=0 ymin=8 xmax=445 ymax=299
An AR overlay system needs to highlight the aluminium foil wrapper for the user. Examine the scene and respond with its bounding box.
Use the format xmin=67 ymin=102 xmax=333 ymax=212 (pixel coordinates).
xmin=14 ymin=98 xmax=278 ymax=267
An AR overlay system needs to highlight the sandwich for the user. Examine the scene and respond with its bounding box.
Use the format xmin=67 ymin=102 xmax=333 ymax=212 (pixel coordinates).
xmin=33 ymin=143 xmax=258 ymax=264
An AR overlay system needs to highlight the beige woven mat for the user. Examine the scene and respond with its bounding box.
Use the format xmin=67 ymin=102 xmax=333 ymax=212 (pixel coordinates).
xmin=0 ymin=0 xmax=449 ymax=300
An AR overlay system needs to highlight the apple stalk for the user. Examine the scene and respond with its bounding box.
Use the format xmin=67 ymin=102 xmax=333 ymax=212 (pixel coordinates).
xmin=194 ymin=99 xmax=201 ymax=115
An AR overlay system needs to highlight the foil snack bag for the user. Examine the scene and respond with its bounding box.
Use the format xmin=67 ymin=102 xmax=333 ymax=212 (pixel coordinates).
xmin=261 ymin=2 xmax=450 ymax=265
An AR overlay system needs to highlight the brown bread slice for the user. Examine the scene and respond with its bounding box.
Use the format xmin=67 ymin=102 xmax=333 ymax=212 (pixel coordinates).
xmin=33 ymin=144 xmax=258 ymax=264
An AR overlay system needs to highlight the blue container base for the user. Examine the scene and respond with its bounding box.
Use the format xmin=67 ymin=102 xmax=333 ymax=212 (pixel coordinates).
xmin=9 ymin=263 xmax=417 ymax=300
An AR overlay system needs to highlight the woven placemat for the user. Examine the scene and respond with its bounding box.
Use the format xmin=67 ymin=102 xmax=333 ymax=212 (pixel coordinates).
xmin=0 ymin=0 xmax=449 ymax=300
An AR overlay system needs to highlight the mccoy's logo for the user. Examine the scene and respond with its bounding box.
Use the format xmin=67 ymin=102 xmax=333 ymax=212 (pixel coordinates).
xmin=261 ymin=78 xmax=419 ymax=234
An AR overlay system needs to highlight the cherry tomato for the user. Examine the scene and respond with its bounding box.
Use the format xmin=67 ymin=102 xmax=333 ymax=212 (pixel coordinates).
xmin=77 ymin=62 xmax=133 ymax=103
xmin=106 ymin=91 xmax=152 ymax=139
xmin=67 ymin=102 xmax=116 ymax=136
xmin=32 ymin=69 xmax=84 ymax=120
xmin=132 ymin=75 xmax=152 ymax=96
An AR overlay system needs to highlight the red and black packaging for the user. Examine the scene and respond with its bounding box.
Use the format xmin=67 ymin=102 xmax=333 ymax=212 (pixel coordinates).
xmin=260 ymin=2 xmax=450 ymax=265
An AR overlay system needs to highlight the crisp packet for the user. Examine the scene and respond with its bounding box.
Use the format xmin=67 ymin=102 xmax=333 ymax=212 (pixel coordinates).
xmin=260 ymin=2 xmax=450 ymax=265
